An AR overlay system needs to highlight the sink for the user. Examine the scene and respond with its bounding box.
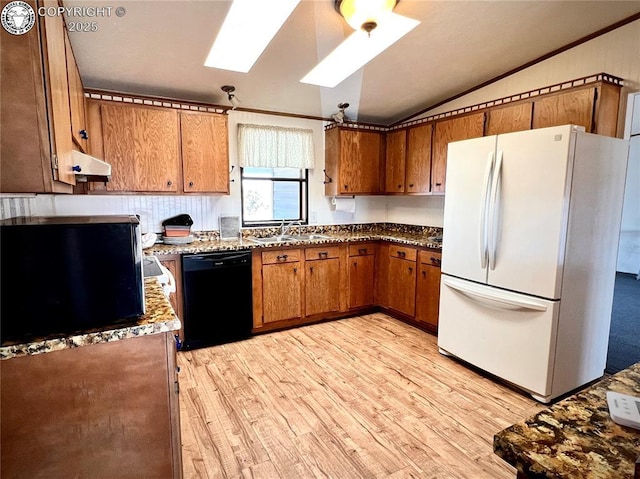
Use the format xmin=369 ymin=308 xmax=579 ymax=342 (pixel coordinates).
xmin=249 ymin=235 xmax=295 ymax=244
xmin=285 ymin=234 xmax=332 ymax=241
xmin=248 ymin=233 xmax=332 ymax=244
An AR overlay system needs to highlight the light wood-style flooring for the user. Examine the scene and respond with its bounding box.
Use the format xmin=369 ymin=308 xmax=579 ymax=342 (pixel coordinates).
xmin=177 ymin=313 xmax=543 ymax=479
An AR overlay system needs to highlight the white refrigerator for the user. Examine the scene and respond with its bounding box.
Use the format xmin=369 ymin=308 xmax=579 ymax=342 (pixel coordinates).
xmin=437 ymin=125 xmax=629 ymax=403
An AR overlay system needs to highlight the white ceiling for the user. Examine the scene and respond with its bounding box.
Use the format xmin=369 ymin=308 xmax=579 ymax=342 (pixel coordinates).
xmin=66 ymin=0 xmax=640 ymax=125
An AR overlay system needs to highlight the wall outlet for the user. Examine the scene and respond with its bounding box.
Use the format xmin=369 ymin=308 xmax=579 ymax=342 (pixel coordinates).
xmin=310 ymin=211 xmax=318 ymax=224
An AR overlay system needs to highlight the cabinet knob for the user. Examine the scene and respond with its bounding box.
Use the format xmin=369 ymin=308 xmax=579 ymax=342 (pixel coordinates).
xmin=293 ymin=267 xmax=297 ymax=273
xmin=435 ymin=183 xmax=442 ymax=187
xmin=167 ymin=180 xmax=173 ymax=187
xmin=397 ymin=184 xmax=402 ymax=189
xmin=79 ymin=129 xmax=88 ymax=140
xmin=344 ymin=184 xmax=349 ymax=190
xmin=353 ymin=262 xmax=357 ymax=267
xmin=422 ymin=270 xmax=426 ymax=277
xmin=310 ymin=266 xmax=314 ymax=273
xmin=409 ymin=183 xmax=414 ymax=188
xmin=189 ymin=181 xmax=194 ymax=188
xmin=408 ymin=267 xmax=413 ymax=273
xmin=276 ymin=254 xmax=288 ymax=261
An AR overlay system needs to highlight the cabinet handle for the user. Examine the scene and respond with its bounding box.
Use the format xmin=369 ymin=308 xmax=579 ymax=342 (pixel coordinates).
xmin=310 ymin=266 xmax=314 ymax=273
xmin=79 ymin=129 xmax=88 ymax=140
xmin=293 ymin=267 xmax=297 ymax=273
xmin=353 ymin=262 xmax=357 ymax=267
xmin=167 ymin=180 xmax=173 ymax=187
xmin=397 ymin=251 xmax=406 ymax=258
xmin=422 ymin=270 xmax=426 ymax=277
xmin=358 ymin=248 xmax=367 ymax=255
xmin=435 ymin=182 xmax=442 ymax=187
xmin=431 ymin=257 xmax=441 ymax=266
xmin=319 ymin=251 xmax=328 ymax=258
xmin=276 ymin=254 xmax=288 ymax=261
xmin=188 ymin=181 xmax=194 ymax=188
xmin=408 ymin=267 xmax=413 ymax=273
xmin=344 ymin=184 xmax=349 ymax=190
xmin=397 ymin=184 xmax=402 ymax=189
xmin=409 ymin=183 xmax=414 ymax=188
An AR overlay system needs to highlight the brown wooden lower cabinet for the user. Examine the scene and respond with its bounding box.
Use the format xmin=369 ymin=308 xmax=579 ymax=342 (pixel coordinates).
xmin=0 ymin=332 xmax=182 ymax=479
xmin=261 ymin=249 xmax=303 ymax=324
xmin=415 ymin=251 xmax=442 ymax=331
xmin=306 ymin=256 xmax=341 ymax=316
xmin=348 ymin=243 xmax=376 ymax=309
xmin=388 ymin=254 xmax=417 ymax=317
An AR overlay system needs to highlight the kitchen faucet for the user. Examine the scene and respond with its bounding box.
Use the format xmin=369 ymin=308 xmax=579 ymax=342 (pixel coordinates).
xmin=281 ymin=219 xmax=301 ymax=237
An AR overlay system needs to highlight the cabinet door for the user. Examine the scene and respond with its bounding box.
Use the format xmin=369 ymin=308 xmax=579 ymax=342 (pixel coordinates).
xmin=406 ymin=123 xmax=432 ymax=193
xmin=532 ymin=88 xmax=595 ymax=132
xmin=385 ymin=129 xmax=407 ymax=193
xmin=306 ymin=258 xmax=340 ymax=316
xmin=388 ymin=256 xmax=417 ymax=317
xmin=43 ymin=0 xmax=75 ymax=186
xmin=101 ymin=104 xmax=180 ymax=192
xmin=181 ymin=112 xmax=229 ymax=193
xmin=64 ymin=33 xmax=87 ymax=152
xmin=486 ymin=103 xmax=532 ymax=136
xmin=415 ymin=254 xmax=442 ymax=330
xmin=262 ymin=262 xmax=302 ymax=323
xmin=431 ymin=112 xmax=485 ymax=193
xmin=339 ymin=130 xmax=382 ymax=194
xmin=348 ymin=254 xmax=375 ymax=308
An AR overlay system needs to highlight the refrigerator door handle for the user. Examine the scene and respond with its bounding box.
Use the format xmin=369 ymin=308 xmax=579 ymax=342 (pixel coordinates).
xmin=488 ymin=150 xmax=503 ymax=270
xmin=479 ymin=152 xmax=494 ymax=269
xmin=442 ymin=276 xmax=549 ymax=312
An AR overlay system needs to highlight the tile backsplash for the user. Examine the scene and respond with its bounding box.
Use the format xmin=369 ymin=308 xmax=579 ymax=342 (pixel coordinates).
xmin=0 ymin=195 xmax=235 ymax=233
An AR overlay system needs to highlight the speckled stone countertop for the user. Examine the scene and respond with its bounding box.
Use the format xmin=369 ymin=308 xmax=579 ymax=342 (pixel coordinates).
xmin=146 ymin=222 xmax=443 ymax=256
xmin=494 ymin=362 xmax=640 ymax=478
xmin=0 ymin=279 xmax=181 ymax=360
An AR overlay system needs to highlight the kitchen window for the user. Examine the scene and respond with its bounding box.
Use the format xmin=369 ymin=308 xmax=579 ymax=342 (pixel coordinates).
xmin=237 ymin=123 xmax=314 ymax=227
xmin=241 ymin=168 xmax=308 ymax=226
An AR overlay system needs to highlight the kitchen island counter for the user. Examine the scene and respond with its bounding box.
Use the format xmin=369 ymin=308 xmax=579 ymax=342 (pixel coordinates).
xmin=494 ymin=362 xmax=640 ymax=478
xmin=0 ymin=278 xmax=180 ymax=360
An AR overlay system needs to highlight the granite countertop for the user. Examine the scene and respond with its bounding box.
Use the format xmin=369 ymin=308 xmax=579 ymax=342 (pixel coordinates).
xmin=494 ymin=362 xmax=640 ymax=478
xmin=146 ymin=224 xmax=444 ymax=256
xmin=0 ymin=278 xmax=181 ymax=360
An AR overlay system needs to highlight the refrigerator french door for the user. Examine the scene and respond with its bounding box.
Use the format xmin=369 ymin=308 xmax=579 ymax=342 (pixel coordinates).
xmin=437 ymin=125 xmax=628 ymax=402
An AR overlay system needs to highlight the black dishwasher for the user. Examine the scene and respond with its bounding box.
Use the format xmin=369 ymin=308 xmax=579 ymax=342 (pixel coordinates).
xmin=181 ymin=250 xmax=253 ymax=350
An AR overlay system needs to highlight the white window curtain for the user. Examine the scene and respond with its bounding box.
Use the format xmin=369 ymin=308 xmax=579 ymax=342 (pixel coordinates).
xmin=237 ymin=124 xmax=315 ymax=169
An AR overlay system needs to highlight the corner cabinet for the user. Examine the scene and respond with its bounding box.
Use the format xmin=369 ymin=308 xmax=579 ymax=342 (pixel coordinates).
xmin=87 ymin=100 xmax=229 ymax=194
xmin=324 ymin=126 xmax=385 ymax=195
xmin=1 ymin=0 xmax=79 ymax=193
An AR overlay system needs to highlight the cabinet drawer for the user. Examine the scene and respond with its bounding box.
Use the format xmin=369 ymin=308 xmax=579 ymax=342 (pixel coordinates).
xmin=262 ymin=249 xmax=301 ymax=264
xmin=349 ymin=243 xmax=375 ymax=256
xmin=305 ymin=246 xmax=341 ymax=261
xmin=389 ymin=245 xmax=417 ymax=262
xmin=419 ymin=250 xmax=442 ymax=267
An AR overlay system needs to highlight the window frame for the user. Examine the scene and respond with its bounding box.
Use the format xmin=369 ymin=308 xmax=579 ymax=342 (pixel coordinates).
xmin=240 ymin=167 xmax=309 ymax=228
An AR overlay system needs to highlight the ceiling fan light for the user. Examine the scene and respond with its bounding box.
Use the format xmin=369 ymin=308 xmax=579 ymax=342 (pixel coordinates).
xmin=337 ymin=0 xmax=398 ymax=32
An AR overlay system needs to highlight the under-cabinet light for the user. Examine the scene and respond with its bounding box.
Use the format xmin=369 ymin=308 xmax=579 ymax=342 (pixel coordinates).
xmin=300 ymin=13 xmax=419 ymax=88
xmin=204 ymin=0 xmax=301 ymax=73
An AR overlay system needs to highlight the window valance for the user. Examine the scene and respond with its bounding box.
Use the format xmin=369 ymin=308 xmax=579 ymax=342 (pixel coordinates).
xmin=237 ymin=124 xmax=315 ymax=169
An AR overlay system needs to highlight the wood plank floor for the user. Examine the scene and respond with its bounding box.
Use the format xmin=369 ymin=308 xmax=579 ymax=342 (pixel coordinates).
xmin=177 ymin=313 xmax=543 ymax=479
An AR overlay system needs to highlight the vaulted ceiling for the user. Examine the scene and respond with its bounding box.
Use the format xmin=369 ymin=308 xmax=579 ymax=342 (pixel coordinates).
xmin=67 ymin=1 xmax=640 ymax=125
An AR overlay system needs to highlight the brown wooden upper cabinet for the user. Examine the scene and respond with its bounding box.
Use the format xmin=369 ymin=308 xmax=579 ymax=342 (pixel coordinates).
xmin=181 ymin=112 xmax=229 ymax=194
xmin=89 ymin=101 xmax=229 ymax=194
xmin=1 ymin=0 xmax=77 ymax=193
xmin=431 ymin=112 xmax=485 ymax=193
xmin=532 ymin=83 xmax=620 ymax=137
xmin=486 ymin=103 xmax=533 ymax=136
xmin=100 ymin=103 xmax=181 ymax=192
xmin=64 ymin=33 xmax=88 ymax=153
xmin=384 ymin=123 xmax=433 ymax=194
xmin=324 ymin=127 xmax=384 ymax=195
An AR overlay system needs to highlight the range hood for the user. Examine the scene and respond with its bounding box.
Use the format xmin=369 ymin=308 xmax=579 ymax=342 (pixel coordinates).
xmin=71 ymin=150 xmax=111 ymax=182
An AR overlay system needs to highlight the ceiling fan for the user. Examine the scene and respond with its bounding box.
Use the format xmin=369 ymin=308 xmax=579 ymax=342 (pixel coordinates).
xmin=205 ymin=0 xmax=420 ymax=88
